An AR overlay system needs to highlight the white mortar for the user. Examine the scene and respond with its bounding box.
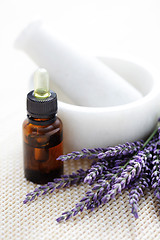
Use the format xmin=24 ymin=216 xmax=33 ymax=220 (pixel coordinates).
xmin=56 ymin=56 xmax=160 ymax=153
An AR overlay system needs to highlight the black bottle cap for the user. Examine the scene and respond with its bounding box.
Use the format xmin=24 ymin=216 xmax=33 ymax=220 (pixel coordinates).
xmin=27 ymin=90 xmax=57 ymax=118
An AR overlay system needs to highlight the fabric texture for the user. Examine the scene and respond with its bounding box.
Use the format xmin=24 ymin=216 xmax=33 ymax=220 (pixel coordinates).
xmin=1 ymin=112 xmax=160 ymax=240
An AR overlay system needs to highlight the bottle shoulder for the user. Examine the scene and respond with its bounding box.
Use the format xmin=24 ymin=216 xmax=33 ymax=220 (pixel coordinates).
xmin=22 ymin=117 xmax=63 ymax=132
xmin=54 ymin=116 xmax=63 ymax=127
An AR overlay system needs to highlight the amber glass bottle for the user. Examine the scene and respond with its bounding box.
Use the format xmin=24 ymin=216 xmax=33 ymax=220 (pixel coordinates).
xmin=22 ymin=68 xmax=63 ymax=184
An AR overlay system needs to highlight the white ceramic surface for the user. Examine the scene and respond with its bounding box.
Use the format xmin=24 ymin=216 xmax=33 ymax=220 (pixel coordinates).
xmin=57 ymin=57 xmax=160 ymax=153
xmin=15 ymin=22 xmax=142 ymax=107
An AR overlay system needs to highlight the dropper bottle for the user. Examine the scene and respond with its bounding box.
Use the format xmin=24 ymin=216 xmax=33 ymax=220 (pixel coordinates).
xmin=22 ymin=68 xmax=63 ymax=184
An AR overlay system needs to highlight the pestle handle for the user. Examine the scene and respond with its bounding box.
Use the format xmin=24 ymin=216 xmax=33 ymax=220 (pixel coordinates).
xmin=15 ymin=22 xmax=142 ymax=107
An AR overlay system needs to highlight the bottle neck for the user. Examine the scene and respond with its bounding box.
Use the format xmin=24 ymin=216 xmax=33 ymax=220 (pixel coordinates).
xmin=27 ymin=114 xmax=56 ymax=126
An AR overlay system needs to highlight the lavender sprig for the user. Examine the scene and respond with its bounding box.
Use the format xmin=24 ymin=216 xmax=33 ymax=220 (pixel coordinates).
xmin=57 ymin=141 xmax=143 ymax=162
xmin=151 ymin=141 xmax=160 ymax=199
xmin=56 ymin=150 xmax=149 ymax=222
xmin=56 ymin=177 xmax=111 ymax=222
xmin=56 ymin=148 xmax=107 ymax=161
xmin=98 ymin=141 xmax=143 ymax=160
xmin=129 ymin=170 xmax=151 ymax=218
xmin=23 ymin=169 xmax=88 ymax=204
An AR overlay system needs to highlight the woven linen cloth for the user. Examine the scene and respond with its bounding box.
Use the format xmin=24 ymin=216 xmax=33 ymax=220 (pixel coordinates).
xmin=1 ymin=112 xmax=160 ymax=240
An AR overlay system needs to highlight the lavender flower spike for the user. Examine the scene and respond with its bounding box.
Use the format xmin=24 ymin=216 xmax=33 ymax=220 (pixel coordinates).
xmin=151 ymin=141 xmax=160 ymax=199
xmin=101 ymin=151 xmax=148 ymax=204
xmin=129 ymin=171 xmax=150 ymax=218
xmin=56 ymin=178 xmax=111 ymax=222
xmin=98 ymin=141 xmax=143 ymax=160
xmin=24 ymin=169 xmax=88 ymax=204
xmin=57 ymin=148 xmax=107 ymax=161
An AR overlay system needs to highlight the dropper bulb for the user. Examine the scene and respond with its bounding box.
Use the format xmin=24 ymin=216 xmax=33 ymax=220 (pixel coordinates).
xmin=34 ymin=68 xmax=51 ymax=99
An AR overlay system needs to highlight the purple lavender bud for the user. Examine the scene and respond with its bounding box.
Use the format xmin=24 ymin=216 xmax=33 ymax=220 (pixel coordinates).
xmin=50 ymin=188 xmax=56 ymax=193
xmin=65 ymin=213 xmax=72 ymax=221
xmin=127 ymin=174 xmax=132 ymax=185
xmin=84 ymin=175 xmax=92 ymax=184
xmin=73 ymin=209 xmax=79 ymax=216
xmin=42 ymin=190 xmax=49 ymax=195
xmin=101 ymin=194 xmax=110 ymax=203
xmin=136 ymin=163 xmax=142 ymax=176
xmin=112 ymin=183 xmax=122 ymax=193
xmin=80 ymin=205 xmax=85 ymax=212
xmin=120 ymin=179 xmax=126 ymax=189
xmin=137 ymin=187 xmax=143 ymax=195
xmin=63 ymin=182 xmax=71 ymax=188
xmin=107 ymin=189 xmax=116 ymax=199
xmin=131 ymin=204 xmax=139 ymax=219
xmin=80 ymin=196 xmax=89 ymax=202
xmin=131 ymin=169 xmax=136 ymax=178
xmin=98 ymin=187 xmax=105 ymax=197
xmin=154 ymin=188 xmax=160 ymax=199
xmin=114 ymin=177 xmax=123 ymax=183
xmin=92 ymin=185 xmax=101 ymax=191
xmin=56 ymin=216 xmax=65 ymax=223
xmin=93 ymin=192 xmax=98 ymax=202
xmin=81 ymin=148 xmax=89 ymax=153
xmin=54 ymin=178 xmax=62 ymax=183
xmin=105 ymin=173 xmax=114 ymax=179
xmin=23 ymin=199 xmax=29 ymax=204
xmin=121 ymin=172 xmax=128 ymax=178
xmin=126 ymin=166 xmax=133 ymax=171
xmin=56 ymin=182 xmax=64 ymax=189
xmin=30 ymin=196 xmax=36 ymax=201
xmin=97 ymin=153 xmax=106 ymax=159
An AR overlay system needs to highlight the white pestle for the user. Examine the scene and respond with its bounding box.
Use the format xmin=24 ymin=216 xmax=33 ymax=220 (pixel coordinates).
xmin=15 ymin=22 xmax=142 ymax=107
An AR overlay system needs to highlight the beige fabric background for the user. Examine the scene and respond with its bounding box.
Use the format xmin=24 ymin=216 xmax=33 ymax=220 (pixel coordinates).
xmin=1 ymin=1 xmax=160 ymax=239
xmin=1 ymin=112 xmax=160 ymax=240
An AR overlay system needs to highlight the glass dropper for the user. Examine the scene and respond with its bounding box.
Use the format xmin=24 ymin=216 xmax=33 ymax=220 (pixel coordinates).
xmin=34 ymin=68 xmax=51 ymax=99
